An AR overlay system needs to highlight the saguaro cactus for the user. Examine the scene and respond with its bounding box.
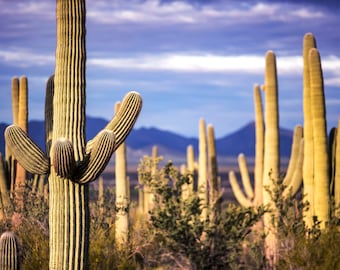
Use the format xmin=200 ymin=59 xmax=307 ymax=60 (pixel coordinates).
xmin=198 ymin=118 xmax=208 ymax=221
xmin=5 ymin=1 xmax=142 ymax=269
xmin=0 ymin=231 xmax=20 ymax=270
xmin=229 ymin=84 xmax=264 ymax=208
xmin=262 ymin=51 xmax=280 ymax=267
xmin=114 ymin=102 xmax=130 ymax=247
xmin=302 ymin=33 xmax=330 ymax=228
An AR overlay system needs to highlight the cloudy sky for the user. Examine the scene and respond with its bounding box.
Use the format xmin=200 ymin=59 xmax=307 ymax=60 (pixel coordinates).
xmin=0 ymin=0 xmax=339 ymax=138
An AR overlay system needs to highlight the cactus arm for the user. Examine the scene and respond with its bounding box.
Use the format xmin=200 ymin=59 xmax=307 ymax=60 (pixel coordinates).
xmin=77 ymin=130 xmax=116 ymax=184
xmin=5 ymin=125 xmax=49 ymax=175
xmin=283 ymin=125 xmax=303 ymax=187
xmin=238 ymin=153 xmax=254 ymax=200
xmin=229 ymin=171 xmax=252 ymax=208
xmin=283 ymin=138 xmax=304 ymax=198
xmin=45 ymin=75 xmax=54 ymax=154
xmin=51 ymin=138 xmax=76 ymax=179
xmin=86 ymin=91 xmax=142 ymax=153
xmin=309 ymin=48 xmax=330 ymax=227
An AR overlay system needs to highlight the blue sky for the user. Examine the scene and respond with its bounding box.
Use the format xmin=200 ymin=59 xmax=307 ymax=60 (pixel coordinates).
xmin=0 ymin=0 xmax=339 ymax=138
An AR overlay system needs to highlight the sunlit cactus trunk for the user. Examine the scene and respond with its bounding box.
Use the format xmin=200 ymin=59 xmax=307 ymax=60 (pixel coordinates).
xmin=302 ymin=32 xmax=316 ymax=228
xmin=309 ymin=48 xmax=330 ymax=228
xmin=115 ymin=102 xmax=130 ymax=247
xmin=262 ymin=50 xmax=280 ymax=267
xmin=207 ymin=124 xmax=222 ymax=215
xmin=48 ymin=2 xmax=88 ymax=268
xmin=198 ymin=118 xmax=208 ymax=221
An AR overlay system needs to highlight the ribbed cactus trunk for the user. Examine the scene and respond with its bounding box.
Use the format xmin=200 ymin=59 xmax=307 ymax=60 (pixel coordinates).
xmin=15 ymin=77 xmax=28 ymax=209
xmin=49 ymin=1 xmax=87 ymax=269
xmin=198 ymin=118 xmax=208 ymax=221
xmin=207 ymin=124 xmax=220 ymax=211
xmin=0 ymin=231 xmax=20 ymax=270
xmin=115 ymin=102 xmax=130 ymax=247
xmin=253 ymin=84 xmax=264 ymax=207
xmin=309 ymin=48 xmax=330 ymax=228
xmin=303 ymin=33 xmax=316 ymax=228
xmin=262 ymin=51 xmax=280 ymax=267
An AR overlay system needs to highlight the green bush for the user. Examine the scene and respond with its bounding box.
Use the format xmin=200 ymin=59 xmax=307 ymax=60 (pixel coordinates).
xmin=137 ymin=157 xmax=265 ymax=269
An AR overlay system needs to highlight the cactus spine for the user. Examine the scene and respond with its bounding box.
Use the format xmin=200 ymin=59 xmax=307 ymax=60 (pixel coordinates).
xmin=0 ymin=231 xmax=20 ymax=270
xmin=5 ymin=1 xmax=142 ymax=269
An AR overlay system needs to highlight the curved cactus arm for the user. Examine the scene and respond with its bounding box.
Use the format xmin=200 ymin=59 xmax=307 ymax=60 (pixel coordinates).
xmin=86 ymin=91 xmax=142 ymax=153
xmin=77 ymin=129 xmax=116 ymax=184
xmin=283 ymin=125 xmax=303 ymax=187
xmin=238 ymin=153 xmax=254 ymax=200
xmin=229 ymin=171 xmax=252 ymax=208
xmin=283 ymin=138 xmax=304 ymax=198
xmin=51 ymin=138 xmax=76 ymax=179
xmin=5 ymin=125 xmax=49 ymax=175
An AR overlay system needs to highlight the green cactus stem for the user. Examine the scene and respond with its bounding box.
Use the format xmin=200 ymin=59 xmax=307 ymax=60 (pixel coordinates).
xmin=309 ymin=47 xmax=330 ymax=228
xmin=333 ymin=119 xmax=340 ymax=217
xmin=198 ymin=118 xmax=208 ymax=221
xmin=207 ymin=124 xmax=223 ymax=214
xmin=0 ymin=231 xmax=20 ymax=270
xmin=262 ymin=50 xmax=280 ymax=267
xmin=229 ymin=84 xmax=264 ymax=208
xmin=114 ymin=102 xmax=130 ymax=247
xmin=303 ymin=32 xmax=317 ymax=228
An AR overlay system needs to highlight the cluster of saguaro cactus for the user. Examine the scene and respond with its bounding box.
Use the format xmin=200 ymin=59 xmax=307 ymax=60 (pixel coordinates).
xmin=227 ymin=32 xmax=340 ymax=267
xmin=4 ymin=1 xmax=142 ymax=269
xmin=0 ymin=231 xmax=20 ymax=270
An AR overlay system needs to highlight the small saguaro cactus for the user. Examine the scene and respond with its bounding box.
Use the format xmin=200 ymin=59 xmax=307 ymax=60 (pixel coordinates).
xmin=229 ymin=84 xmax=264 ymax=208
xmin=114 ymin=101 xmax=130 ymax=247
xmin=0 ymin=231 xmax=21 ymax=270
xmin=198 ymin=118 xmax=208 ymax=221
xmin=4 ymin=1 xmax=142 ymax=269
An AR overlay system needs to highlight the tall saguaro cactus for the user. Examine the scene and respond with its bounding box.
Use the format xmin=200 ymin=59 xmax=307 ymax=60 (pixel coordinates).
xmin=5 ymin=1 xmax=142 ymax=269
xmin=262 ymin=51 xmax=280 ymax=267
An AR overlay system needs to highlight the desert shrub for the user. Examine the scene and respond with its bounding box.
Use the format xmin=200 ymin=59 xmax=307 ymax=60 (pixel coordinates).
xmin=0 ymin=180 xmax=50 ymax=270
xmin=137 ymin=157 xmax=265 ymax=269
xmin=266 ymin=176 xmax=340 ymax=270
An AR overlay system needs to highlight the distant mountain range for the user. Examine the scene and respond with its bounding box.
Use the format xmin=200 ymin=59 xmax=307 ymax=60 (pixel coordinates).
xmin=0 ymin=116 xmax=293 ymax=166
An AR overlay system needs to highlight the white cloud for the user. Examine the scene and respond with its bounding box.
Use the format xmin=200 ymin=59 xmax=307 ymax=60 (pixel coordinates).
xmin=0 ymin=0 xmax=54 ymax=18
xmin=0 ymin=49 xmax=54 ymax=67
xmin=86 ymin=0 xmax=326 ymax=26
